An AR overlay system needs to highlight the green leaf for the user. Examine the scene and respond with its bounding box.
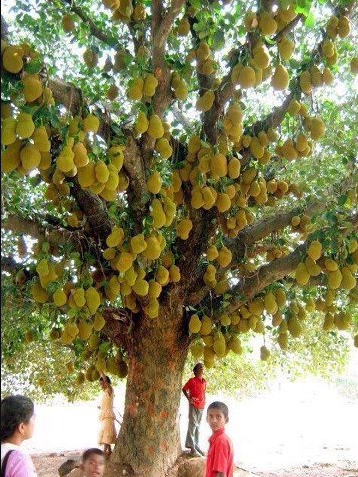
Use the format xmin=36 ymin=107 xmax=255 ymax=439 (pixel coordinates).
xmin=24 ymin=56 xmax=43 ymax=74
xmin=305 ymin=11 xmax=315 ymax=28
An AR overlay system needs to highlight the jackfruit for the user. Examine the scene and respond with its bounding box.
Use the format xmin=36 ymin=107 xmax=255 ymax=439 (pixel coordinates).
xmin=295 ymin=262 xmax=310 ymax=285
xmin=85 ymin=287 xmax=101 ymax=313
xmin=31 ymin=282 xmax=49 ymax=303
xmin=1 ymin=140 xmax=22 ymax=173
xmin=82 ymin=114 xmax=100 ymax=133
xmin=238 ymin=66 xmax=256 ymax=89
xmin=144 ymin=298 xmax=159 ymax=318
xmin=53 ymin=288 xmax=67 ymax=307
xmin=62 ymin=14 xmax=75 ymax=32
xmin=22 ymin=75 xmax=43 ymax=103
xmin=155 ymin=137 xmax=173 ymax=159
xmin=176 ymin=218 xmax=193 ymax=240
xmin=143 ymin=73 xmax=158 ymax=97
xmin=150 ymin=198 xmax=166 ymax=228
xmin=16 ymin=112 xmax=35 ymax=139
xmin=95 ymin=160 xmax=110 ymax=183
xmin=83 ymin=48 xmax=98 ymax=68
xmin=278 ymin=36 xmax=295 ymax=60
xmin=147 ymin=114 xmax=164 ymax=138
xmin=93 ymin=313 xmax=106 ymax=331
xmin=196 ymin=90 xmax=215 ymax=112
xmin=142 ymin=236 xmax=161 ymax=260
xmin=307 ymin=240 xmax=322 ymax=261
xmin=259 ymin=12 xmax=277 ymax=36
xmin=134 ymin=111 xmax=149 ymax=134
xmin=327 ymin=269 xmax=342 ymax=289
xmin=106 ymin=226 xmax=124 ymax=248
xmin=2 ymin=45 xmax=24 ymax=73
xmin=217 ymin=246 xmax=232 ymax=267
xmin=271 ymin=65 xmax=289 ymax=90
xmin=78 ymin=161 xmax=96 ymax=188
xmin=20 ymin=144 xmax=41 ymax=171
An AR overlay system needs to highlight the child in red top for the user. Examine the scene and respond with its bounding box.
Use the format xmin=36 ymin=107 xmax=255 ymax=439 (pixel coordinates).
xmin=182 ymin=363 xmax=206 ymax=457
xmin=205 ymin=401 xmax=234 ymax=477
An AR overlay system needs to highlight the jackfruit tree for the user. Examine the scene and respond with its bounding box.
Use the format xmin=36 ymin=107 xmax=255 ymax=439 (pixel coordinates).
xmin=1 ymin=0 xmax=358 ymax=475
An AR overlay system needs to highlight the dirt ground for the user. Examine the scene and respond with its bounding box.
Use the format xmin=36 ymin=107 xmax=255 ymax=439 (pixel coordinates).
xmin=32 ymin=452 xmax=358 ymax=477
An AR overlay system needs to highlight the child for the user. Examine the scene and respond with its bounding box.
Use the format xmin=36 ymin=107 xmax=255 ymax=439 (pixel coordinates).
xmin=1 ymin=395 xmax=37 ymax=477
xmin=205 ymin=401 xmax=234 ymax=477
xmin=81 ymin=448 xmax=105 ymax=477
xmin=98 ymin=374 xmax=116 ymax=458
xmin=182 ymin=363 xmax=206 ymax=457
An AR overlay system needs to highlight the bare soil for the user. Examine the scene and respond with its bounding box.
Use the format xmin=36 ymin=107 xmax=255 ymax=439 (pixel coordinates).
xmin=32 ymin=453 xmax=358 ymax=477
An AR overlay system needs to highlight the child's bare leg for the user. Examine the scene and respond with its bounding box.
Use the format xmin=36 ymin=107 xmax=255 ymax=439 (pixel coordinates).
xmin=104 ymin=444 xmax=112 ymax=458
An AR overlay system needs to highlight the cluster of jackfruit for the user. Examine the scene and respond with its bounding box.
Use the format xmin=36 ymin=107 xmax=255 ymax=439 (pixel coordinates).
xmin=101 ymin=226 xmax=181 ymax=317
xmin=222 ymin=103 xmax=243 ymax=144
xmin=1 ymin=40 xmax=51 ymax=88
xmin=295 ymin=238 xmax=358 ymax=291
xmin=265 ymin=245 xmax=290 ymax=262
xmin=32 ymin=257 xmax=102 ymax=310
xmin=290 ymin=213 xmax=313 ymax=239
xmin=244 ymin=5 xmax=297 ymax=37
xmin=134 ymin=112 xmax=173 ymax=158
xmin=296 ymin=14 xmax=350 ymax=93
xmin=170 ymin=127 xmax=298 ymax=238
xmin=231 ymin=63 xmax=264 ymax=90
xmin=231 ymin=57 xmax=290 ymax=91
xmin=301 ymin=286 xmax=357 ymax=341
xmin=299 ymin=65 xmax=335 ymax=95
xmin=1 ymin=115 xmax=51 ymax=174
xmin=39 ymin=113 xmax=127 ymax=203
xmin=82 ymin=350 xmax=128 ymax=383
xmin=188 ymin=288 xmax=290 ymax=365
xmin=101 ymin=0 xmax=145 ymax=24
xmin=320 ymin=15 xmax=350 ymax=66
xmin=75 ymin=348 xmax=128 ymax=384
xmin=239 ymin=128 xmax=276 ymax=164
xmin=195 ymin=41 xmax=216 ymax=76
xmin=231 ymin=6 xmax=298 ymax=92
xmin=128 ymin=73 xmax=158 ymax=101
xmin=1 ymin=45 xmax=56 ymax=176
xmin=171 ymin=71 xmax=188 ymax=101
xmin=175 ymin=15 xmax=190 ymax=37
xmin=274 ymin=101 xmax=326 ymax=159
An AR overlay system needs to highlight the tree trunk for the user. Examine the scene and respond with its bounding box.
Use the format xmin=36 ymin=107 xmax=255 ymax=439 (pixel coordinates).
xmin=104 ymin=300 xmax=190 ymax=477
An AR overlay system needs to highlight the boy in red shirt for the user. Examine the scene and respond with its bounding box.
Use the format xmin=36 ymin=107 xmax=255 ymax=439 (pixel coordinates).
xmin=205 ymin=401 xmax=234 ymax=477
xmin=182 ymin=363 xmax=206 ymax=457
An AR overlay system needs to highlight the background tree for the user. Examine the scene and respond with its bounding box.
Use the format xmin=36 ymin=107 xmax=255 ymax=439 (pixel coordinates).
xmin=1 ymin=0 xmax=358 ymax=476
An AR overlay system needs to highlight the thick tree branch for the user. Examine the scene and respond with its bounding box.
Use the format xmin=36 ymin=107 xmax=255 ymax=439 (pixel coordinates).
xmin=2 ymin=214 xmax=45 ymax=240
xmin=1 ymin=256 xmax=23 ymax=274
xmin=141 ymin=1 xmax=185 ymax=161
xmin=227 ymin=212 xmax=358 ymax=311
xmin=273 ymin=14 xmax=303 ymax=43
xmin=123 ymin=132 xmax=148 ymax=230
xmin=71 ymin=184 xmax=112 ymax=243
xmin=49 ymin=77 xmax=83 ymax=115
xmin=102 ymin=307 xmax=132 ymax=351
xmin=227 ymin=176 xmax=357 ymax=262
xmin=1 ymin=213 xmax=100 ymax=254
xmin=156 ymin=0 xmax=186 ymax=46
xmin=229 ymin=243 xmax=307 ymax=308
xmin=61 ymin=0 xmax=117 ymax=46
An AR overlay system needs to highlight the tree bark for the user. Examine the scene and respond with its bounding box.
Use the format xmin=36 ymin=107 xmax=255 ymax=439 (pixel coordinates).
xmin=104 ymin=300 xmax=190 ymax=477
